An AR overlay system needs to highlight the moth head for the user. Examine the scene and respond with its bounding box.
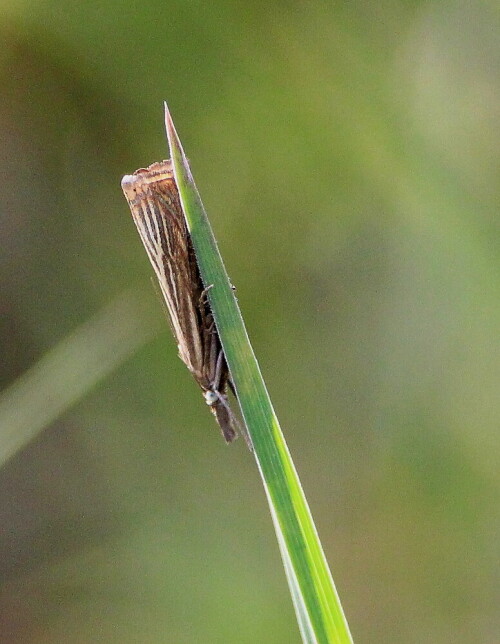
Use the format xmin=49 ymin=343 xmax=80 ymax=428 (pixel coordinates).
xmin=121 ymin=160 xmax=174 ymax=206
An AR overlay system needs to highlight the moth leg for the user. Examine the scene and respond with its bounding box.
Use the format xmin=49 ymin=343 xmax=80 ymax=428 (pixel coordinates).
xmin=198 ymin=283 xmax=214 ymax=308
xmin=197 ymin=283 xmax=217 ymax=368
xmin=212 ymin=348 xmax=224 ymax=392
xmin=197 ymin=285 xmax=214 ymax=331
xmin=198 ymin=285 xmax=220 ymax=339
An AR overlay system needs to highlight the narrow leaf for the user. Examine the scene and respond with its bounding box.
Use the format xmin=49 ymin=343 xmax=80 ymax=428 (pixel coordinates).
xmin=164 ymin=104 xmax=353 ymax=643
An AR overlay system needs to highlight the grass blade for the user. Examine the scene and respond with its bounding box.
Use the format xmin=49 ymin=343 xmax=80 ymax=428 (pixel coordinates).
xmin=0 ymin=292 xmax=158 ymax=467
xmin=164 ymin=104 xmax=353 ymax=643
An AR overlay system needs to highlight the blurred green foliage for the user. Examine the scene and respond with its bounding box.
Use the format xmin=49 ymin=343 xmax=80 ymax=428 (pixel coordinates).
xmin=0 ymin=1 xmax=498 ymax=642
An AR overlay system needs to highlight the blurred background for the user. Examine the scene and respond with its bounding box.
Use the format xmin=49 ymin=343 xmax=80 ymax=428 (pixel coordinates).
xmin=0 ymin=1 xmax=498 ymax=642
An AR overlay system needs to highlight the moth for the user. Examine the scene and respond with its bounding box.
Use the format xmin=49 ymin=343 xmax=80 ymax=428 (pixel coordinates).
xmin=121 ymin=160 xmax=239 ymax=443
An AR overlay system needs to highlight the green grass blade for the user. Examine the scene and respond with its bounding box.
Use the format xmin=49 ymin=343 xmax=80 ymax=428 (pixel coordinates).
xmin=164 ymin=104 xmax=353 ymax=643
xmin=266 ymin=478 xmax=318 ymax=643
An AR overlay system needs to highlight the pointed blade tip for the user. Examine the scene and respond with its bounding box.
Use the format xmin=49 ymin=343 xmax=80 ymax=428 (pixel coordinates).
xmin=163 ymin=106 xmax=187 ymax=168
xmin=163 ymin=101 xmax=170 ymax=123
xmin=163 ymin=102 xmax=175 ymax=137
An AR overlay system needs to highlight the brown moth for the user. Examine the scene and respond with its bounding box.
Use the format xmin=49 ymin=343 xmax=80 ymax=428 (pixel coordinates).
xmin=121 ymin=160 xmax=238 ymax=443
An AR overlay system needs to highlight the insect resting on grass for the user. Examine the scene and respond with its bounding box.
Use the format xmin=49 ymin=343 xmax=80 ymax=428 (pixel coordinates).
xmin=121 ymin=160 xmax=242 ymax=444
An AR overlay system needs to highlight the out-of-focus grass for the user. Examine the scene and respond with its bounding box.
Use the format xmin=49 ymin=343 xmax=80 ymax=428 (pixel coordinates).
xmin=0 ymin=292 xmax=159 ymax=466
xmin=0 ymin=1 xmax=498 ymax=642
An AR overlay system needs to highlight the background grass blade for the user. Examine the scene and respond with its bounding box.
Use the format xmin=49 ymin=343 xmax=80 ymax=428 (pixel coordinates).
xmin=0 ymin=291 xmax=158 ymax=467
xmin=165 ymin=104 xmax=353 ymax=644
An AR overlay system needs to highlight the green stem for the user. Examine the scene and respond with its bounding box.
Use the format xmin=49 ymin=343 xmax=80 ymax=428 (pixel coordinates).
xmin=165 ymin=103 xmax=353 ymax=644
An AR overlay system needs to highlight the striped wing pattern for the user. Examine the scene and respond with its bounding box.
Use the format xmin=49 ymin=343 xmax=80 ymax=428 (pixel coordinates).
xmin=121 ymin=160 xmax=236 ymax=442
